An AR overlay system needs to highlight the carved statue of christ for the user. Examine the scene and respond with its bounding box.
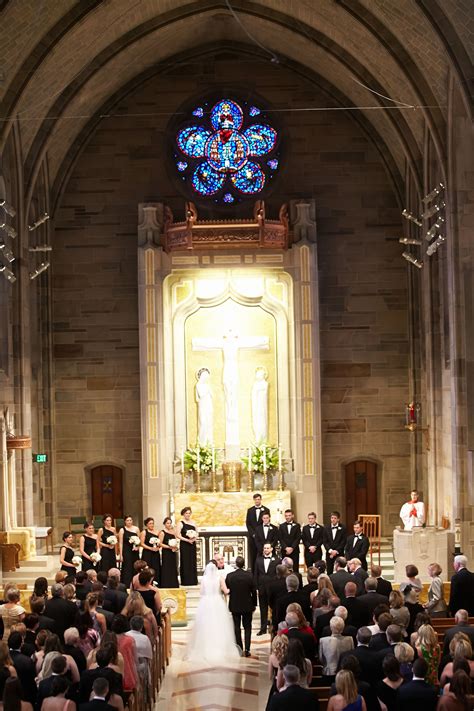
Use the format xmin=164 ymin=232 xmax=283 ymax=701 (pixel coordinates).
xmin=192 ymin=329 xmax=269 ymax=456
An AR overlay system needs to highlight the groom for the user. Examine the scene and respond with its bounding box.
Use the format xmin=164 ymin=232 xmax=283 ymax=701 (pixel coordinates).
xmin=226 ymin=556 xmax=257 ymax=657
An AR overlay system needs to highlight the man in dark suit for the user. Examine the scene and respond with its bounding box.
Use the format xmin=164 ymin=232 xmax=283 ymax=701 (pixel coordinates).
xmin=254 ymin=542 xmax=280 ymax=635
xmin=369 ymin=612 xmax=393 ymax=651
xmin=8 ymin=632 xmax=37 ymax=706
xmin=339 ymin=627 xmax=380 ymax=684
xmin=301 ymin=512 xmax=324 ymax=569
xmin=226 ymin=556 xmax=257 ymax=656
xmin=246 ymin=493 xmax=270 ymax=571
xmin=344 ymin=520 xmax=370 ymax=571
xmin=397 ymin=657 xmax=438 ymax=710
xmin=268 ymin=565 xmax=290 ymax=633
xmin=36 ymin=655 xmax=71 ymax=710
xmin=449 ymin=555 xmax=474 ymax=616
xmin=357 ymin=577 xmax=389 ymax=619
xmin=268 ymin=664 xmax=320 ymax=710
xmin=348 ymin=558 xmax=369 ymax=595
xmin=254 ymin=512 xmax=279 ymax=554
xmin=44 ymin=584 xmax=78 ymax=641
xmin=370 ymin=564 xmax=392 ymax=597
xmin=79 ymin=677 xmax=116 ymax=710
xmin=103 ymin=576 xmax=127 ymax=614
xmin=79 ymin=646 xmax=124 ymax=704
xmin=29 ymin=596 xmax=57 ymax=633
xmin=314 ymin=595 xmax=340 ymax=640
xmin=278 ymin=509 xmax=301 ymax=571
xmin=302 ymin=566 xmax=319 ymax=601
xmin=343 ymin=581 xmax=367 ymax=629
xmin=443 ymin=608 xmax=474 ymax=653
xmin=323 ymin=511 xmax=347 ymax=575
xmin=282 ymin=611 xmax=316 ymax=660
xmin=275 ymin=574 xmax=312 ymax=627
xmin=330 ymin=556 xmax=352 ymax=599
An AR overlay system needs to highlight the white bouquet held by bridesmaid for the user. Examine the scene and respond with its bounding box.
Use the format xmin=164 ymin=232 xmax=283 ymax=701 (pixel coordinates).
xmin=90 ymin=552 xmax=101 ymax=565
xmin=186 ymin=529 xmax=198 ymax=540
xmin=167 ymin=538 xmax=178 ymax=549
xmin=149 ymin=536 xmax=160 ymax=548
xmin=129 ymin=535 xmax=140 ymax=551
xmin=106 ymin=535 xmax=117 ymax=546
xmin=72 ymin=555 xmax=82 ymax=567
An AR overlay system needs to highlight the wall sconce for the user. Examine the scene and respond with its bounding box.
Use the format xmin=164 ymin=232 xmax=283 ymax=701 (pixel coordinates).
xmin=405 ymin=402 xmax=421 ymax=431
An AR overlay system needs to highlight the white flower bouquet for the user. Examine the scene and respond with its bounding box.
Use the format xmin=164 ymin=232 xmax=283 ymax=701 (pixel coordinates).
xmin=90 ymin=552 xmax=101 ymax=565
xmin=129 ymin=535 xmax=140 ymax=551
xmin=186 ymin=529 xmax=198 ymax=540
xmin=149 ymin=536 xmax=160 ymax=548
xmin=72 ymin=555 xmax=82 ymax=567
xmin=167 ymin=538 xmax=178 ymax=549
xmin=106 ymin=535 xmax=117 ymax=545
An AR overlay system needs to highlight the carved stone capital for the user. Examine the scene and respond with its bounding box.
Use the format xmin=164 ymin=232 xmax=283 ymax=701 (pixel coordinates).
xmin=290 ymin=199 xmax=317 ymax=243
xmin=138 ymin=203 xmax=163 ymax=247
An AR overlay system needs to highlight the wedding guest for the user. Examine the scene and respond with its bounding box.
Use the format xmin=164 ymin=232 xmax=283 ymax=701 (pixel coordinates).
xmin=275 ymin=575 xmax=311 ymax=628
xmin=121 ymin=591 xmax=158 ymax=641
xmin=125 ymin=616 xmax=152 ymax=678
xmin=59 ymin=532 xmax=77 ymax=576
xmin=438 ymin=670 xmax=474 ymax=711
xmin=80 ymin=522 xmax=99 ymax=572
xmin=414 ymin=624 xmax=440 ymax=686
xmin=110 ymin=615 xmax=138 ymax=693
xmin=130 ymin=560 xmax=148 ymax=591
xmin=36 ymin=632 xmax=80 ymax=683
xmin=140 ymin=517 xmax=161 ymax=584
xmin=245 ymin=493 xmax=270 ymax=571
xmin=279 ymin=603 xmax=315 ymax=639
xmin=76 ymin=611 xmax=100 ymax=657
xmin=440 ymin=636 xmax=474 ymax=685
xmin=319 ymin=616 xmax=354 ymax=682
xmin=449 ymin=555 xmax=474 ymax=616
xmin=118 ymin=516 xmax=140 ymax=589
xmin=159 ymin=517 xmax=179 ymax=588
xmin=323 ymin=512 xmax=347 ymax=575
xmin=443 ymin=609 xmax=474 ymax=654
xmin=97 ymin=514 xmax=118 ymax=575
xmin=423 ymin=562 xmax=448 ymax=617
xmin=33 ymin=577 xmax=49 ymax=601
xmin=397 ymin=657 xmax=438 ymax=708
xmin=87 ymin=630 xmax=124 ymax=676
xmin=63 ymin=627 xmax=87 ymax=674
xmin=134 ymin=569 xmax=162 ymax=623
xmin=84 ymin=593 xmax=106 ymax=637
xmin=375 ymin=655 xmax=404 ymax=711
xmin=267 ymin=664 xmax=318 ymax=710
xmin=276 ymin=637 xmax=312 ymax=690
xmin=348 ymin=558 xmax=369 ymax=595
xmin=0 ymin=589 xmax=25 ymax=642
xmin=388 ymin=590 xmax=410 ymax=636
xmin=370 ymin=565 xmax=392 ymax=598
xmin=330 ymin=557 xmax=352 ymax=600
xmin=2 ymin=677 xmax=33 ymax=711
xmin=327 ymin=669 xmax=367 ymax=711
xmin=394 ymin=641 xmax=414 ymax=681
xmin=302 ymin=512 xmax=324 ymax=569
xmin=399 ymin=564 xmax=423 ymax=598
xmin=40 ymin=675 xmax=74 ymax=711
xmin=177 ymin=507 xmax=198 ymax=586
xmin=0 ymin=640 xmax=17 ymax=695
xmin=267 ymin=634 xmax=288 ymax=703
xmin=410 ymin=611 xmax=431 ymax=647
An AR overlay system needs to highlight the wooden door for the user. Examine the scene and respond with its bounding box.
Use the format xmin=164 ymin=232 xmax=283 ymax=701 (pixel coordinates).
xmin=345 ymin=460 xmax=377 ymax=524
xmin=91 ymin=465 xmax=123 ymax=519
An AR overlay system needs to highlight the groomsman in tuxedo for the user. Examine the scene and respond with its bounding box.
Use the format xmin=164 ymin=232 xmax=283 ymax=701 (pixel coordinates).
xmin=323 ymin=511 xmax=347 ymax=575
xmin=254 ymin=512 xmax=279 ymax=554
xmin=246 ymin=493 xmax=270 ymax=571
xmin=301 ymin=511 xmax=324 ymax=569
xmin=344 ymin=520 xmax=370 ymax=571
xmin=278 ymin=510 xmax=302 ymax=571
xmin=254 ymin=542 xmax=281 ymax=635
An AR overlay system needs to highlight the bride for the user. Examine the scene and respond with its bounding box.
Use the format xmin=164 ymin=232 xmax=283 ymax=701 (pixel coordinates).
xmin=186 ymin=561 xmax=240 ymax=662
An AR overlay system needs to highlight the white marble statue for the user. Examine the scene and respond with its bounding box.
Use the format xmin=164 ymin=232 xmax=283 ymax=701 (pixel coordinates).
xmin=195 ymin=368 xmax=213 ymax=445
xmin=252 ymin=366 xmax=269 ymax=443
xmin=192 ymin=329 xmax=269 ymax=454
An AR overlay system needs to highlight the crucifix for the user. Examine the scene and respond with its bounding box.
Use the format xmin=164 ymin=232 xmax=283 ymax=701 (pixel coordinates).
xmin=192 ymin=329 xmax=269 ymax=458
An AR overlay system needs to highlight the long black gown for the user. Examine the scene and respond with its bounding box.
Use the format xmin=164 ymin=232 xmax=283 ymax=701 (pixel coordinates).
xmin=160 ymin=531 xmax=179 ymax=588
xmin=81 ymin=535 xmax=97 ymax=571
xmin=99 ymin=528 xmax=117 ymax=574
xmin=141 ymin=530 xmax=161 ymax=584
xmin=121 ymin=528 xmax=139 ymax=589
xmin=179 ymin=522 xmax=198 ymax=586
xmin=60 ymin=545 xmax=76 ymax=575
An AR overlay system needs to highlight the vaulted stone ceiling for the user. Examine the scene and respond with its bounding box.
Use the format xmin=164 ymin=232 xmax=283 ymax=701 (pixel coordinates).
xmin=0 ymin=0 xmax=472 ymax=213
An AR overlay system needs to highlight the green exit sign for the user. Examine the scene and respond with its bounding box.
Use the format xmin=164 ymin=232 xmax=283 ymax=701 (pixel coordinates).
xmin=33 ymin=453 xmax=48 ymax=463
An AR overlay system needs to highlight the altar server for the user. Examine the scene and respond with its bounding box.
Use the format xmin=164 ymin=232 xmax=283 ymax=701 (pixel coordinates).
xmin=400 ymin=489 xmax=425 ymax=530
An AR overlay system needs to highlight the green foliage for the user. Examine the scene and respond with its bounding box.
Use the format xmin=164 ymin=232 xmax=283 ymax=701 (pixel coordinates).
xmin=184 ymin=445 xmax=218 ymax=473
xmin=241 ymin=444 xmax=280 ymax=474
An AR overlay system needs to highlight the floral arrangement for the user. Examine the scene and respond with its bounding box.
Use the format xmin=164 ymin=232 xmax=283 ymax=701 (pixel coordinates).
xmin=129 ymin=535 xmax=140 ymax=551
xmin=167 ymin=538 xmax=178 ymax=549
xmin=149 ymin=536 xmax=160 ymax=548
xmin=106 ymin=535 xmax=118 ymax=546
xmin=184 ymin=445 xmax=218 ymax=473
xmin=186 ymin=530 xmax=198 ymax=540
xmin=72 ymin=555 xmax=82 ymax=567
xmin=241 ymin=444 xmax=280 ymax=473
xmin=90 ymin=552 xmax=101 ymax=565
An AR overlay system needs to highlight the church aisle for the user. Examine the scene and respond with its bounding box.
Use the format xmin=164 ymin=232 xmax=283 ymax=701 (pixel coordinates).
xmin=154 ymin=612 xmax=271 ymax=710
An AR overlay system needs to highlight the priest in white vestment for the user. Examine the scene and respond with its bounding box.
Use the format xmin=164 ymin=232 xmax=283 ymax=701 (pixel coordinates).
xmin=400 ymin=489 xmax=425 ymax=530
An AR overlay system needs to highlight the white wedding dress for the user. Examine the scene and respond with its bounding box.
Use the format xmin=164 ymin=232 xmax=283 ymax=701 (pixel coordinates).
xmin=186 ymin=562 xmax=240 ymax=662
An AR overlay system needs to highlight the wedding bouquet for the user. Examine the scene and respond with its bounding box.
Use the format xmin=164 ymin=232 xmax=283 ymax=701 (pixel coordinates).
xmin=90 ymin=552 xmax=101 ymax=565
xmin=106 ymin=535 xmax=117 ymax=545
xmin=167 ymin=538 xmax=178 ymax=549
xmin=129 ymin=535 xmax=140 ymax=551
xmin=149 ymin=536 xmax=160 ymax=548
xmin=186 ymin=530 xmax=198 ymax=540
xmin=72 ymin=555 xmax=82 ymax=567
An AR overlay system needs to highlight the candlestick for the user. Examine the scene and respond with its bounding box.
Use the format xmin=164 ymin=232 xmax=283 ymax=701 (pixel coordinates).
xmin=181 ymin=449 xmax=185 ymax=473
xmin=278 ymin=443 xmax=282 ymax=472
xmin=263 ymin=445 xmax=268 ymax=491
xmin=247 ymin=446 xmax=253 ymax=492
xmin=196 ymin=448 xmax=201 ymax=493
xmin=211 ymin=447 xmax=215 ymax=473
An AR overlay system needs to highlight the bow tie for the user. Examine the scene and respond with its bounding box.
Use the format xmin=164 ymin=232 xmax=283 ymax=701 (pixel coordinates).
xmin=264 ymin=525 xmax=269 ymax=528
xmin=264 ymin=556 xmax=271 ymax=559
xmin=332 ymin=526 xmax=338 ymax=529
xmin=309 ymin=525 xmax=315 ymax=528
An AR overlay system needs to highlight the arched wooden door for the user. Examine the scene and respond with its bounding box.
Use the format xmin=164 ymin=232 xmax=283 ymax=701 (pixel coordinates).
xmin=345 ymin=460 xmax=377 ymax=524
xmin=91 ymin=465 xmax=123 ymax=519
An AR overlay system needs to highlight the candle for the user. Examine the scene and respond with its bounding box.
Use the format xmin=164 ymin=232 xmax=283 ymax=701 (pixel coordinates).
xmin=248 ymin=446 xmax=252 ymax=472
xmin=212 ymin=447 xmax=215 ymax=472
xmin=278 ymin=444 xmax=282 ymax=472
xmin=263 ymin=445 xmax=267 ymax=473
xmin=197 ymin=448 xmax=201 ymax=474
xmin=181 ymin=449 xmax=184 ymax=473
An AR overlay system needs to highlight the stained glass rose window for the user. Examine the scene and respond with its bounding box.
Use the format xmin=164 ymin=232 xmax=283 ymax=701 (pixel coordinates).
xmin=174 ymin=98 xmax=280 ymax=205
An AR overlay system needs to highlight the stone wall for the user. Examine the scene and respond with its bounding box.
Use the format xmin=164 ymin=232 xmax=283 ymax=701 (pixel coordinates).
xmin=53 ymin=53 xmax=410 ymax=532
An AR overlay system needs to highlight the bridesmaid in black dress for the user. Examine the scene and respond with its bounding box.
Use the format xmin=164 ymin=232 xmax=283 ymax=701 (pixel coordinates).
xmin=79 ymin=522 xmax=98 ymax=571
xmin=97 ymin=514 xmax=118 ymax=574
xmin=140 ymin=517 xmax=161 ymax=585
xmin=119 ymin=515 xmax=140 ymax=589
xmin=59 ymin=531 xmax=77 ymax=576
xmin=177 ymin=507 xmax=198 ymax=586
xmin=159 ymin=517 xmax=179 ymax=588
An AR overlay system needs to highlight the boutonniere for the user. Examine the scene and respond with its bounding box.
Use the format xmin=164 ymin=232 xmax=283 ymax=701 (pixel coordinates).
xmin=337 ymin=526 xmax=341 ymax=530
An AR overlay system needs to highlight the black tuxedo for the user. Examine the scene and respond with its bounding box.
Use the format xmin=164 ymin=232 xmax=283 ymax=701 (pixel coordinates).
xmin=323 ymin=523 xmax=347 ymax=574
xmin=375 ymin=576 xmax=392 ymax=597
xmin=254 ymin=522 xmax=279 ymax=553
xmin=79 ymin=701 xmax=117 ymax=711
xmin=226 ymin=568 xmax=257 ymax=653
xmin=254 ymin=554 xmax=280 ymax=632
xmin=268 ymin=682 xmax=320 ymax=710
xmin=10 ymin=649 xmax=37 ymax=704
xmin=397 ymin=679 xmax=438 ymax=710
xmin=246 ymin=504 xmax=271 ymax=569
xmin=301 ymin=524 xmax=324 ymax=567
xmin=44 ymin=597 xmax=78 ymax=640
xmin=357 ymin=591 xmax=389 ymax=620
xmin=449 ymin=567 xmax=474 ymax=615
xmin=278 ymin=521 xmax=302 ymax=569
xmin=344 ymin=534 xmax=370 ymax=570
xmin=330 ymin=569 xmax=353 ymax=599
